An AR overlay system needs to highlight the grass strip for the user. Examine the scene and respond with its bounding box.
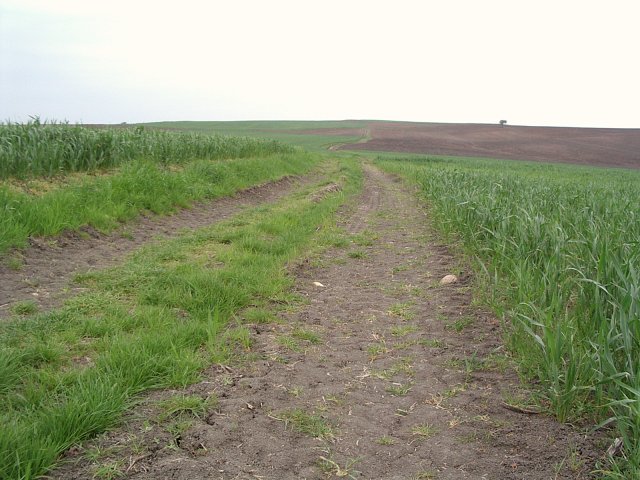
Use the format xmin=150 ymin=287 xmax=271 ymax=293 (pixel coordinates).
xmin=376 ymin=155 xmax=640 ymax=478
xmin=0 ymin=151 xmax=318 ymax=254
xmin=0 ymin=157 xmax=361 ymax=480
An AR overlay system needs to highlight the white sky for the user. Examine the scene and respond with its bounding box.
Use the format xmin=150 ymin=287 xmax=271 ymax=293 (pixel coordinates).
xmin=1 ymin=0 xmax=639 ymax=127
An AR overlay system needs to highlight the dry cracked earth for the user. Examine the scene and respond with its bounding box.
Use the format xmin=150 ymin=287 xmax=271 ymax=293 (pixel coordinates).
xmin=38 ymin=165 xmax=603 ymax=479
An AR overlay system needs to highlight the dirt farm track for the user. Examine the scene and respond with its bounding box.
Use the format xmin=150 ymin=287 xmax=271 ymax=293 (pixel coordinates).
xmin=335 ymin=122 xmax=640 ymax=169
xmin=2 ymin=120 xmax=637 ymax=479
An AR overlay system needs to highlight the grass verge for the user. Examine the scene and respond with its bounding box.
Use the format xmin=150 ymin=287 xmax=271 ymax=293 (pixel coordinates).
xmin=0 ymin=158 xmax=362 ymax=479
xmin=0 ymin=151 xmax=318 ymax=254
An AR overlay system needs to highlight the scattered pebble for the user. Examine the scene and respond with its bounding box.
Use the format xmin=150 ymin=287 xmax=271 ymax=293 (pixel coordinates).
xmin=313 ymin=281 xmax=325 ymax=287
xmin=440 ymin=274 xmax=458 ymax=285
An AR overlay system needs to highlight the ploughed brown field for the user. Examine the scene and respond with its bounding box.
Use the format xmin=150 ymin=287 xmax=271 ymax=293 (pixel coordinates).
xmin=332 ymin=121 xmax=640 ymax=169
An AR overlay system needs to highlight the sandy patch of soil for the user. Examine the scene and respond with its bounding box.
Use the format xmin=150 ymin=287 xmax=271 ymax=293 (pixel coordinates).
xmin=51 ymin=165 xmax=604 ymax=479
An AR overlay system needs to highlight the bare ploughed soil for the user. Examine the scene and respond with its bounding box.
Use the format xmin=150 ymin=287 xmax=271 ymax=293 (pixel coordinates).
xmin=0 ymin=176 xmax=311 ymax=318
xmin=334 ymin=122 xmax=640 ymax=169
xmin=53 ymin=166 xmax=603 ymax=480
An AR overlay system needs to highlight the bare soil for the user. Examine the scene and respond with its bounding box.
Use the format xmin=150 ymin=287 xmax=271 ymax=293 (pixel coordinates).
xmin=52 ymin=165 xmax=604 ymax=480
xmin=0 ymin=176 xmax=313 ymax=318
xmin=335 ymin=122 xmax=640 ymax=169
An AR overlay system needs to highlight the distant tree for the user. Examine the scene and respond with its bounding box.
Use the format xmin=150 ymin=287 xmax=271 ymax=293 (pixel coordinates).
xmin=499 ymin=120 xmax=507 ymax=127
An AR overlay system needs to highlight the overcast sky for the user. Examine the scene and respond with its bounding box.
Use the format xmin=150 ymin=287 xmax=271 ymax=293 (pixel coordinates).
xmin=1 ymin=0 xmax=639 ymax=127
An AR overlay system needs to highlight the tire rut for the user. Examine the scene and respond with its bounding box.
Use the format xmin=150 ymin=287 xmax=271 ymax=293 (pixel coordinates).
xmin=0 ymin=174 xmax=318 ymax=318
xmin=345 ymin=164 xmax=383 ymax=235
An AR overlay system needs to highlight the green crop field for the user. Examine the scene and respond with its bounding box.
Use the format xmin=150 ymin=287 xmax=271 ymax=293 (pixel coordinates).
xmin=140 ymin=120 xmax=370 ymax=152
xmin=0 ymin=119 xmax=295 ymax=179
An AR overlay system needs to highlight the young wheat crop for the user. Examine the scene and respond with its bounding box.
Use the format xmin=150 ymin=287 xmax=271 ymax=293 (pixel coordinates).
xmin=0 ymin=119 xmax=294 ymax=178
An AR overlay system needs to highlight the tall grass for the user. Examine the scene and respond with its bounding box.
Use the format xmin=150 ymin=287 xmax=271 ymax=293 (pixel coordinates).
xmin=0 ymin=119 xmax=294 ymax=178
xmin=376 ymin=156 xmax=640 ymax=476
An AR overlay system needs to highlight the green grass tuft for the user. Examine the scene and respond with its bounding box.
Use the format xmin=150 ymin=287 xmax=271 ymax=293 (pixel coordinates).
xmin=10 ymin=301 xmax=39 ymax=316
xmin=277 ymin=408 xmax=335 ymax=440
xmin=158 ymin=394 xmax=218 ymax=421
